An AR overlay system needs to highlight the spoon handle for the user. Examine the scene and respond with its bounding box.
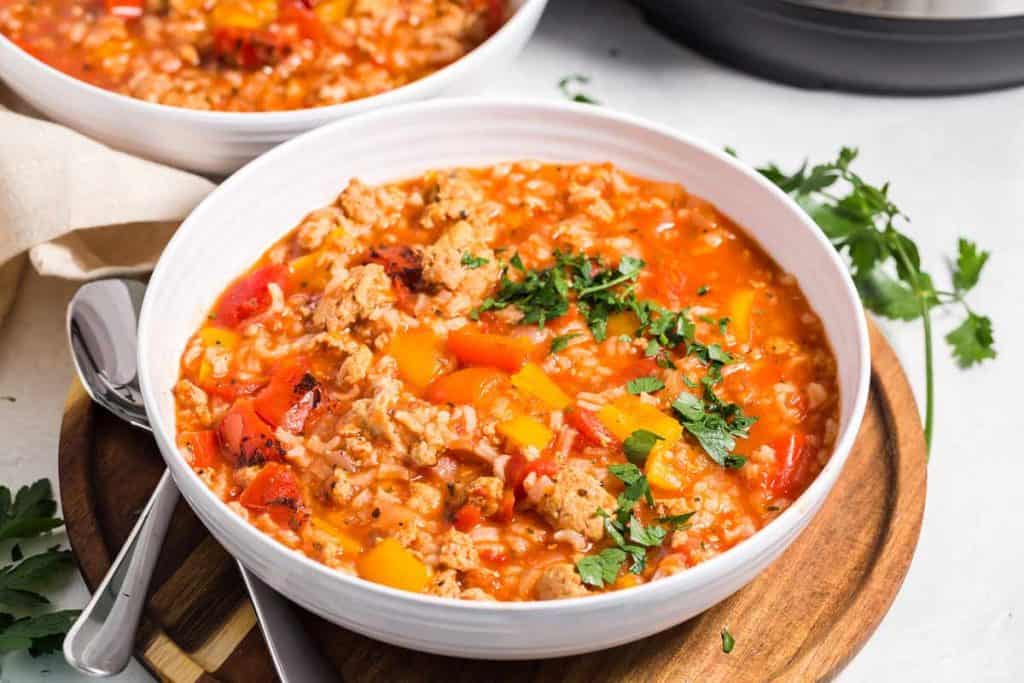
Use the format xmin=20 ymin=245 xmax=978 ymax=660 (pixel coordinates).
xmin=239 ymin=564 xmax=336 ymax=682
xmin=63 ymin=469 xmax=180 ymax=676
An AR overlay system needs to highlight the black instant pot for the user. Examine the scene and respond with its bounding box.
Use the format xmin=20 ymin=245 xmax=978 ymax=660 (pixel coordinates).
xmin=632 ymin=0 xmax=1024 ymax=94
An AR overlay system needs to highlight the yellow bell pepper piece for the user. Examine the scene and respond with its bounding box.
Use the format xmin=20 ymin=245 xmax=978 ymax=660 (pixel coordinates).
xmin=210 ymin=0 xmax=278 ymax=29
xmin=614 ymin=572 xmax=642 ymax=589
xmin=497 ymin=415 xmax=554 ymax=451
xmin=510 ymin=363 xmax=571 ymax=410
xmin=197 ymin=327 xmax=239 ymax=382
xmin=357 ymin=538 xmax=429 ymax=593
xmin=645 ymin=448 xmax=686 ymax=493
xmin=387 ymin=328 xmax=446 ymax=392
xmin=606 ymin=311 xmax=640 ymax=338
xmin=288 ymin=251 xmax=332 ymax=292
xmin=729 ymin=290 xmax=756 ymax=343
xmin=311 ymin=517 xmax=363 ymax=556
xmin=314 ymin=0 xmax=351 ymax=23
xmin=598 ymin=395 xmax=682 ymax=445
xmin=595 ymin=403 xmax=633 ymax=442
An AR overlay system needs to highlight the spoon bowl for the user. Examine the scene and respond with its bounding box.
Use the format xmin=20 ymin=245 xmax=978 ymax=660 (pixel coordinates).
xmin=67 ymin=279 xmax=149 ymax=430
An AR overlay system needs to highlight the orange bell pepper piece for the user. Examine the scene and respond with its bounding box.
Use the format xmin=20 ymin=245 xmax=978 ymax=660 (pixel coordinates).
xmin=357 ymin=538 xmax=430 ymax=593
xmin=446 ymin=327 xmax=536 ymax=372
xmin=424 ymin=367 xmax=509 ymax=406
xmin=387 ymin=328 xmax=448 ymax=392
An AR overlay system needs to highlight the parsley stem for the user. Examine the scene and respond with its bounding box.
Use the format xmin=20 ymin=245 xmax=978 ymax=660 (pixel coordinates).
xmin=890 ymin=236 xmax=934 ymax=452
xmin=577 ymin=273 xmax=634 ymax=297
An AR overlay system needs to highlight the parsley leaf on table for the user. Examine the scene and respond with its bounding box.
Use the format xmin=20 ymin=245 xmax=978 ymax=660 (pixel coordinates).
xmin=721 ymin=627 xmax=736 ymax=654
xmin=0 ymin=610 xmax=79 ymax=656
xmin=557 ymin=74 xmax=601 ymax=105
xmin=0 ymin=479 xmax=80 ymax=658
xmin=0 ymin=548 xmax=74 ymax=608
xmin=753 ymin=147 xmax=996 ymax=451
xmin=0 ymin=480 xmax=63 ymax=542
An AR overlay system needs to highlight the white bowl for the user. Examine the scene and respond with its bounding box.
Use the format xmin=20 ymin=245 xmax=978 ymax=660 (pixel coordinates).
xmin=138 ymin=98 xmax=871 ymax=659
xmin=0 ymin=0 xmax=546 ymax=175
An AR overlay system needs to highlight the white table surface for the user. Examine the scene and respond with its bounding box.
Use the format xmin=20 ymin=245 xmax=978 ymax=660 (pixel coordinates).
xmin=1 ymin=1 xmax=1022 ymax=680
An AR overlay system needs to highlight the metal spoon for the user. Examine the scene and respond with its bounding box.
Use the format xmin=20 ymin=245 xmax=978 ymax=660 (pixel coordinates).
xmin=64 ymin=278 xmax=332 ymax=682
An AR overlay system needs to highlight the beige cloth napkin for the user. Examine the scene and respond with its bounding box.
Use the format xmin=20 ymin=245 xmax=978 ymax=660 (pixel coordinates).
xmin=0 ymin=85 xmax=216 ymax=327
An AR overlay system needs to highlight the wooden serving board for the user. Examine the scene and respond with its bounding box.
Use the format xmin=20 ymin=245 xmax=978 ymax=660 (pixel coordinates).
xmin=58 ymin=322 xmax=926 ymax=683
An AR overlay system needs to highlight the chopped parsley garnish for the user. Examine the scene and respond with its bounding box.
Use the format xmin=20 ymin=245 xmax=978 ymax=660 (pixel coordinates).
xmin=754 ymin=147 xmax=996 ymax=451
xmin=576 ymin=548 xmax=626 ymax=588
xmin=575 ymin=465 xmax=675 ymax=585
xmin=626 ymin=376 xmax=665 ymax=395
xmin=671 ymin=391 xmax=755 ymax=468
xmin=460 ymin=252 xmax=489 ymax=269
xmin=558 ymin=74 xmax=601 ymax=105
xmin=696 ymin=285 xmax=710 ymax=296
xmin=474 ymin=248 xmax=758 ymax=469
xmin=622 ymin=429 xmax=663 ymax=466
xmin=628 ymin=515 xmax=667 ymax=547
xmin=560 ymin=251 xmax=644 ymax=341
xmin=549 ymin=332 xmax=581 ymax=355
xmin=658 ymin=511 xmax=696 ymax=529
xmin=474 ymin=253 xmax=570 ymax=326
xmin=721 ymin=628 xmax=735 ymax=653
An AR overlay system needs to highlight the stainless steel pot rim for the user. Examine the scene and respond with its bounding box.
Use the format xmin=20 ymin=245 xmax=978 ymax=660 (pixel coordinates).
xmin=782 ymin=0 xmax=1024 ymax=20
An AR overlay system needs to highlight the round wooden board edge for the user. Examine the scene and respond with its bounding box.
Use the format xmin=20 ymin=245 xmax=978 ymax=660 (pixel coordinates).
xmin=55 ymin=319 xmax=927 ymax=682
xmin=788 ymin=320 xmax=927 ymax=681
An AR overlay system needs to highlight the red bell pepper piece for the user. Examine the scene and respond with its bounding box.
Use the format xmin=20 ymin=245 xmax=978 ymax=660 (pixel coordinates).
xmin=565 ymin=406 xmax=614 ymax=446
xmin=504 ymin=454 xmax=559 ymax=495
xmin=278 ymin=0 xmax=325 ymax=42
xmin=239 ymin=461 xmax=303 ymax=526
xmin=177 ymin=430 xmax=221 ymax=470
xmin=218 ymin=398 xmax=284 ymax=467
xmin=214 ymin=264 xmax=289 ymax=328
xmin=253 ymin=358 xmax=320 ymax=433
xmin=493 ymin=489 xmax=516 ymax=523
xmin=453 ymin=503 xmax=483 ymax=532
xmin=768 ymin=433 xmax=813 ymax=499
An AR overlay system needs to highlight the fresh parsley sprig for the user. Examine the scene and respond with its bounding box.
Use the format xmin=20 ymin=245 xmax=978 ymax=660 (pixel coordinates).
xmin=0 ymin=479 xmax=80 ymax=657
xmin=755 ymin=147 xmax=996 ymax=450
